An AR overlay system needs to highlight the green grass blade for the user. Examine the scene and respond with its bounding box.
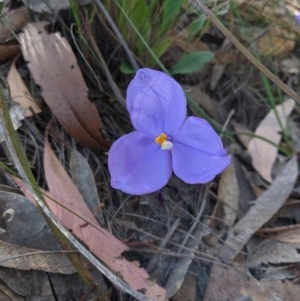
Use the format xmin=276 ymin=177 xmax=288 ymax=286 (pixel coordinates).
xmin=160 ymin=0 xmax=187 ymax=35
xmin=171 ymin=51 xmax=214 ymax=74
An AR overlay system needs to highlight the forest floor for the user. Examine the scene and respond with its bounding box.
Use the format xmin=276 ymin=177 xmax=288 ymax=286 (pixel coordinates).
xmin=0 ymin=1 xmax=300 ymax=301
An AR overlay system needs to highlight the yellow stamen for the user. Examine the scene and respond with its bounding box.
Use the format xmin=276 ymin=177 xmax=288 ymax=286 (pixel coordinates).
xmin=155 ymin=133 xmax=173 ymax=150
xmin=155 ymin=133 xmax=167 ymax=145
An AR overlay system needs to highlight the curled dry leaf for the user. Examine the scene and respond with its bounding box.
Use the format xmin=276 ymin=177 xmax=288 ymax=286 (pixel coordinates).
xmin=43 ymin=137 xmax=167 ymax=301
xmin=247 ymin=98 xmax=295 ymax=182
xmin=19 ymin=22 xmax=108 ymax=150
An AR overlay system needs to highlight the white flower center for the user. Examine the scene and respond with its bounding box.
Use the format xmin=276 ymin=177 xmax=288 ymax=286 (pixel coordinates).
xmin=161 ymin=140 xmax=173 ymax=150
xmin=155 ymin=133 xmax=173 ymax=150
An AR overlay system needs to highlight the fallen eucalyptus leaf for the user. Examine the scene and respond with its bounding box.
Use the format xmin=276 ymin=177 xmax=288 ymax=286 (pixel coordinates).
xmin=219 ymin=156 xmax=298 ymax=263
xmin=44 ymin=137 xmax=168 ymax=301
xmin=19 ymin=22 xmax=108 ymax=150
xmin=0 ymin=239 xmax=75 ymax=274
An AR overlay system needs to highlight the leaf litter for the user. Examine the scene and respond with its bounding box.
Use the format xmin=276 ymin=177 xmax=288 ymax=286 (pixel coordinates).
xmin=0 ymin=188 xmax=97 ymax=300
xmin=219 ymin=156 xmax=298 ymax=263
xmin=1 ymin=1 xmax=300 ymax=300
xmin=19 ymin=22 xmax=108 ymax=150
xmin=247 ymin=98 xmax=295 ymax=182
xmin=43 ymin=135 xmax=168 ymax=301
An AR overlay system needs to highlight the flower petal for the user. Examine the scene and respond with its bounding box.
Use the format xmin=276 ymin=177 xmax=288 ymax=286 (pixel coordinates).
xmin=171 ymin=117 xmax=230 ymax=183
xmin=108 ymin=131 xmax=172 ymax=195
xmin=126 ymin=68 xmax=187 ymax=136
xmin=174 ymin=117 xmax=228 ymax=155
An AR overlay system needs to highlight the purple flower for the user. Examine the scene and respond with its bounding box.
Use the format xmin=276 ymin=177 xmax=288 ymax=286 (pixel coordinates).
xmin=108 ymin=68 xmax=230 ymax=195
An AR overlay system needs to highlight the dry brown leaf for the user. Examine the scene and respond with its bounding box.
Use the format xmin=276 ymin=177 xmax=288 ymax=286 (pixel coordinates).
xmin=247 ymin=98 xmax=295 ymax=182
xmin=7 ymin=59 xmax=41 ymax=117
xmin=0 ymin=7 xmax=30 ymax=42
xmin=43 ymin=137 xmax=168 ymax=301
xmin=219 ymin=156 xmax=298 ymax=263
xmin=0 ymin=44 xmax=20 ymax=61
xmin=217 ymin=162 xmax=239 ymax=228
xmin=0 ymin=239 xmax=75 ymax=274
xmin=0 ymin=64 xmax=41 ymax=142
xmin=19 ymin=22 xmax=108 ymax=150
